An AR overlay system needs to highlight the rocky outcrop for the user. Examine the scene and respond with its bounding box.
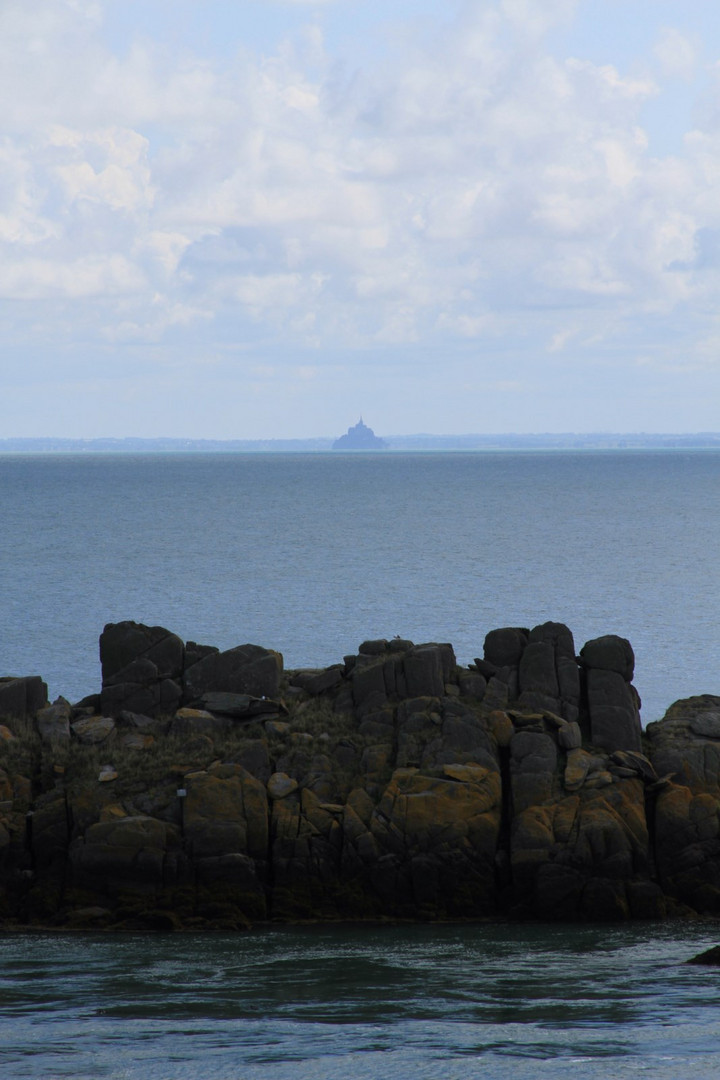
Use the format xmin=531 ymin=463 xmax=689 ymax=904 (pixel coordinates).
xmin=98 ymin=622 xmax=282 ymax=718
xmin=0 ymin=620 xmax=718 ymax=929
xmin=0 ymin=676 xmax=48 ymax=721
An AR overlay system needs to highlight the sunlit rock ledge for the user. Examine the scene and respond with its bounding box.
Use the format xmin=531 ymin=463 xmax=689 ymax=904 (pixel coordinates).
xmin=1 ymin=619 xmax=719 ymax=931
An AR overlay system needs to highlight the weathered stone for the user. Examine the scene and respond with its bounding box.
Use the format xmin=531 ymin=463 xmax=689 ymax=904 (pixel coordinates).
xmin=586 ymin=669 xmax=642 ymax=752
xmin=653 ymin=783 xmax=720 ymax=913
xmin=72 ymin=715 xmax=115 ymax=744
xmin=118 ymin=710 xmax=157 ymax=731
xmin=290 ymin=667 xmax=344 ymax=695
xmin=519 ymin=642 xmax=559 ymax=698
xmin=265 ymin=720 xmax=291 ymax=738
xmin=268 ymin=772 xmax=299 ymax=800
xmin=358 ymin=640 xmax=389 ymax=656
xmin=458 ymin=671 xmax=487 ymax=699
xmin=610 ymin=750 xmax=657 ymax=783
xmin=580 ymin=635 xmax=635 ymax=681
xmin=169 ymin=708 xmax=229 ymax=739
xmin=558 ymin=721 xmax=582 ymax=750
xmin=646 ymin=697 xmax=720 ymax=793
xmin=488 ymin=710 xmax=514 ymax=748
xmin=121 ymin=732 xmax=155 ymax=751
xmin=184 ymin=641 xmax=219 ymax=669
xmin=184 ymin=766 xmax=268 ymax=866
xmin=233 ymin=740 xmax=271 ymax=784
xmin=511 ymin=780 xmax=649 ymax=919
xmin=584 ymin=770 xmax=615 ymax=789
xmin=100 ymin=621 xmax=184 ymax=681
xmin=528 ymin=622 xmax=576 ymax=658
xmin=101 ymin=678 xmax=182 ymax=719
xmin=184 ymin=644 xmax=282 ymax=701
xmin=36 ymin=697 xmax=72 ymax=742
xmin=70 ymin=815 xmax=181 ymax=892
xmin=0 ymin=676 xmax=48 ymax=721
xmin=484 ymin=627 xmax=528 ymax=668
xmin=368 ymin=765 xmax=502 ymax=916
xmin=690 ymin=712 xmax=720 ymax=739
xmin=352 ymin=660 xmax=387 ymax=709
xmin=511 ymin=732 xmax=558 ymax=813
xmin=483 ymin=677 xmax=510 ymax=711
xmin=403 ymin=646 xmax=446 ymax=699
xmin=103 ymin=657 xmax=159 ymax=687
xmin=564 ymin=748 xmax=602 ymax=791
xmin=203 ymin=692 xmax=286 ymax=720
xmin=556 ymin=656 xmax=581 ymax=708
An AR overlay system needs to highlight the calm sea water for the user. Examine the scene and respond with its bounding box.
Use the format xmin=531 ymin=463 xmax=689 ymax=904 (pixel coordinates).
xmin=2 ymin=450 xmax=719 ymax=722
xmin=1 ymin=922 xmax=720 ymax=1079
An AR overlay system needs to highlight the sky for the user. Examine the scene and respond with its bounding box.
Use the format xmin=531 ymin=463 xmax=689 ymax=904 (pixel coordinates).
xmin=4 ymin=0 xmax=720 ymax=439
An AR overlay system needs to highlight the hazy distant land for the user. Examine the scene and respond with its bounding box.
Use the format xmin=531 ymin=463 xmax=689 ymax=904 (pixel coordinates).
xmin=2 ymin=432 xmax=720 ymax=453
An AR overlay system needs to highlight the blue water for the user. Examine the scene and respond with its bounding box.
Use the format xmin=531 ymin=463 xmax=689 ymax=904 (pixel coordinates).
xmin=1 ymin=923 xmax=719 ymax=1079
xmin=2 ymin=450 xmax=720 ymax=721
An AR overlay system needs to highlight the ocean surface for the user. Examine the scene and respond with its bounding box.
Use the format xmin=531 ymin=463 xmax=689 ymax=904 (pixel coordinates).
xmin=2 ymin=450 xmax=719 ymax=722
xmin=1 ymin=922 xmax=720 ymax=1079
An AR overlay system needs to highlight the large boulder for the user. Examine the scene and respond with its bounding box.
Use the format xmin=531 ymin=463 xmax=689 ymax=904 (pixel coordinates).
xmin=0 ymin=676 xmax=48 ymax=721
xmin=646 ymin=697 xmax=720 ymax=913
xmin=585 ymin=670 xmax=642 ymax=752
xmin=178 ymin=764 xmax=270 ymax=920
xmin=368 ymin=764 xmax=502 ymax=917
xmin=580 ymin=635 xmax=635 ymax=681
xmin=510 ymin=779 xmax=657 ymax=919
xmin=70 ymin=815 xmax=183 ymax=894
xmin=510 ymin=731 xmax=559 ymax=814
xmin=579 ymin=635 xmax=641 ymax=752
xmin=100 ymin=622 xmax=185 ymax=681
xmin=184 ymin=644 xmax=282 ymax=702
xmin=35 ymin=697 xmax=72 ymax=743
xmin=484 ymin=627 xmax=529 ymax=668
xmin=99 ymin=622 xmax=185 ymax=718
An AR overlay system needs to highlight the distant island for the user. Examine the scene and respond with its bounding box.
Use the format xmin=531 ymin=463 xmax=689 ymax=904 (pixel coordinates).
xmin=332 ymin=417 xmax=388 ymax=450
xmin=2 ymin=432 xmax=720 ymax=453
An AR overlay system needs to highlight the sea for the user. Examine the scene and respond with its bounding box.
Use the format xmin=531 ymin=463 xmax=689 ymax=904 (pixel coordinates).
xmin=1 ymin=449 xmax=720 ymax=1078
xmin=2 ymin=923 xmax=720 ymax=1079
xmin=1 ymin=450 xmax=719 ymax=721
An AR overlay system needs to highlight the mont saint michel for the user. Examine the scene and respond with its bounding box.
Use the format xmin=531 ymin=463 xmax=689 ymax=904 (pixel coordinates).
xmin=332 ymin=418 xmax=388 ymax=450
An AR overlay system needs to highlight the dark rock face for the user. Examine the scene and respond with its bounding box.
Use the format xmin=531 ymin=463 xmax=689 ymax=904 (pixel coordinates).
xmin=98 ymin=622 xmax=282 ymax=717
xmin=2 ymin=620 xmax=720 ymax=929
xmin=0 ymin=676 xmax=48 ymax=720
xmin=184 ymin=645 xmax=282 ymax=701
xmin=581 ymin=636 xmax=642 ymax=752
xmin=581 ymin=635 xmax=635 ymax=681
xmin=100 ymin=622 xmax=184 ymax=682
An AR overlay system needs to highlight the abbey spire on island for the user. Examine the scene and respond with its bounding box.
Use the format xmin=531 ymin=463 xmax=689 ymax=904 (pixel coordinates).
xmin=332 ymin=417 xmax=388 ymax=450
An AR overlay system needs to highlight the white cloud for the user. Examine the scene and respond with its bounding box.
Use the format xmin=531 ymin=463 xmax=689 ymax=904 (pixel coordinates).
xmin=2 ymin=0 xmax=720 ymax=434
xmin=654 ymin=26 xmax=698 ymax=81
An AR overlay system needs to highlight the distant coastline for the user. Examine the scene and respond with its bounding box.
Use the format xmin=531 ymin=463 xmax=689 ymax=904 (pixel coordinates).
xmin=2 ymin=432 xmax=720 ymax=453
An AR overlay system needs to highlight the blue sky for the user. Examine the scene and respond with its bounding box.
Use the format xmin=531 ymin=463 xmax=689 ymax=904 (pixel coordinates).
xmin=3 ymin=0 xmax=720 ymax=438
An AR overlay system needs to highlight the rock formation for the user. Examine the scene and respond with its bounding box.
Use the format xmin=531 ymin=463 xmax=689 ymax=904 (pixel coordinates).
xmin=0 ymin=619 xmax=718 ymax=930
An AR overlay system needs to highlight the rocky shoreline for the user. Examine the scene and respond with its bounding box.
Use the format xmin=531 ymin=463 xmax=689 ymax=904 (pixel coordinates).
xmin=1 ymin=620 xmax=719 ymax=931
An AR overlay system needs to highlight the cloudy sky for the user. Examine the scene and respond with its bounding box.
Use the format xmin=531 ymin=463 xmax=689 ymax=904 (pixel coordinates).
xmin=4 ymin=0 xmax=720 ymax=438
